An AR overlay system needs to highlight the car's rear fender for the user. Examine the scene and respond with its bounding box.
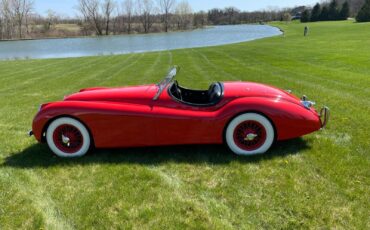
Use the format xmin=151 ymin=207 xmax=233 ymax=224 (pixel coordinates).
xmin=217 ymin=97 xmax=321 ymax=140
xmin=221 ymin=109 xmax=278 ymax=145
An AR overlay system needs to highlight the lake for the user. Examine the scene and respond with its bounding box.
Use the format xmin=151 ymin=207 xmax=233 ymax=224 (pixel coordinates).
xmin=0 ymin=25 xmax=281 ymax=60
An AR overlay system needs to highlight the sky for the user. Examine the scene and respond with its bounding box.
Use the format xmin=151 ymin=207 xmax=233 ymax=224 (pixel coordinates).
xmin=34 ymin=0 xmax=319 ymax=17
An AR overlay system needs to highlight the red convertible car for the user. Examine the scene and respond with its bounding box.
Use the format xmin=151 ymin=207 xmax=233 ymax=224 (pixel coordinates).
xmin=30 ymin=67 xmax=329 ymax=158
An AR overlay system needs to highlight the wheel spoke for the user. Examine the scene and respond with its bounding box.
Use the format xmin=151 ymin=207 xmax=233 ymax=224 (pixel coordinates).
xmin=53 ymin=124 xmax=84 ymax=154
xmin=233 ymin=120 xmax=267 ymax=151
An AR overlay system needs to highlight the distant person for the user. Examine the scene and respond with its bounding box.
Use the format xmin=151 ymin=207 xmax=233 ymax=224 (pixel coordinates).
xmin=304 ymin=26 xmax=309 ymax=37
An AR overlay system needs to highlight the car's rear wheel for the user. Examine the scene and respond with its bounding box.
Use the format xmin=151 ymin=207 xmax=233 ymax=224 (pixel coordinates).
xmin=46 ymin=117 xmax=91 ymax=158
xmin=226 ymin=113 xmax=274 ymax=155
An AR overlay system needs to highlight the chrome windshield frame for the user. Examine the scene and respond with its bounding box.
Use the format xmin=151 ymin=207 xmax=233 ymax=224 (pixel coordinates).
xmin=153 ymin=66 xmax=179 ymax=101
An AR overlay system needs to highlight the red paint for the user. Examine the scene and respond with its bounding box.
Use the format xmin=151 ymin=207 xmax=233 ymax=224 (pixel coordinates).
xmin=32 ymin=81 xmax=323 ymax=149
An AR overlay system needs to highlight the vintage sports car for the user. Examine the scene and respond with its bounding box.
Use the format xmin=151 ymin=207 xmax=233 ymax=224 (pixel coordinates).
xmin=29 ymin=67 xmax=329 ymax=158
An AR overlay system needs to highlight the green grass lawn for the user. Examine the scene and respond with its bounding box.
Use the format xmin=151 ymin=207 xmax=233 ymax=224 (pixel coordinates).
xmin=0 ymin=20 xmax=369 ymax=229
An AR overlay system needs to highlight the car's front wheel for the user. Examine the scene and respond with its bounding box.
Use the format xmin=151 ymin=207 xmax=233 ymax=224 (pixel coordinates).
xmin=46 ymin=117 xmax=91 ymax=158
xmin=225 ymin=113 xmax=274 ymax=155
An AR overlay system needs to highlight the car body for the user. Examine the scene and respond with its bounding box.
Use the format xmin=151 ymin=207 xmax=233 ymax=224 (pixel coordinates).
xmin=30 ymin=67 xmax=329 ymax=157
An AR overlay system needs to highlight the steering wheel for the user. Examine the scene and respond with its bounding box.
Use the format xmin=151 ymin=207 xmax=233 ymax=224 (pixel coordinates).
xmin=173 ymin=80 xmax=183 ymax=101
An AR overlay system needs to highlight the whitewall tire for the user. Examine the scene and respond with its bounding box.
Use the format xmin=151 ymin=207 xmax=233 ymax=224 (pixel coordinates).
xmin=226 ymin=113 xmax=274 ymax=155
xmin=46 ymin=117 xmax=91 ymax=158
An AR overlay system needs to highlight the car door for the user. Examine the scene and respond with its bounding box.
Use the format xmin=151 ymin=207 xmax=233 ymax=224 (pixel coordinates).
xmin=150 ymin=96 xmax=225 ymax=146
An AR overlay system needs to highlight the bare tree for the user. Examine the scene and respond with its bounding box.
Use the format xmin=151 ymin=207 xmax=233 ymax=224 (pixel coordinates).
xmin=10 ymin=0 xmax=23 ymax=38
xmin=136 ymin=0 xmax=155 ymax=33
xmin=351 ymin=0 xmax=366 ymax=15
xmin=0 ymin=2 xmax=3 ymax=39
xmin=24 ymin=0 xmax=32 ymax=35
xmin=111 ymin=5 xmax=120 ymax=34
xmin=193 ymin=10 xmax=207 ymax=28
xmin=224 ymin=7 xmax=239 ymax=24
xmin=1 ymin=0 xmax=12 ymax=39
xmin=77 ymin=0 xmax=103 ymax=35
xmin=158 ymin=0 xmax=175 ymax=32
xmin=122 ymin=0 xmax=134 ymax=33
xmin=102 ymin=0 xmax=115 ymax=35
xmin=175 ymin=0 xmax=192 ymax=30
xmin=7 ymin=0 xmax=34 ymax=38
xmin=44 ymin=9 xmax=57 ymax=31
xmin=282 ymin=12 xmax=291 ymax=23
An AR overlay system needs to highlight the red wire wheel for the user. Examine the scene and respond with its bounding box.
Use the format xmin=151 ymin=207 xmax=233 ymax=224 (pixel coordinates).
xmin=226 ymin=113 xmax=274 ymax=155
xmin=52 ymin=124 xmax=84 ymax=154
xmin=233 ymin=120 xmax=267 ymax=151
xmin=47 ymin=117 xmax=91 ymax=157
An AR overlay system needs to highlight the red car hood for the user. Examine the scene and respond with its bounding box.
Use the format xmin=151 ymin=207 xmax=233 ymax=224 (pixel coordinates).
xmin=64 ymin=84 xmax=157 ymax=105
xmin=223 ymin=82 xmax=301 ymax=104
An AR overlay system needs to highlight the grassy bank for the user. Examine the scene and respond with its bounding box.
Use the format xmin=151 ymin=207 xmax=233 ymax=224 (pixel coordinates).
xmin=0 ymin=20 xmax=369 ymax=229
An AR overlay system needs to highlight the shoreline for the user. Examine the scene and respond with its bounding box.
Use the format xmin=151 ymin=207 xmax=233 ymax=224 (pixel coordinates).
xmin=0 ymin=24 xmax=282 ymax=61
xmin=0 ymin=27 xmax=210 ymax=43
xmin=0 ymin=24 xmax=281 ymax=43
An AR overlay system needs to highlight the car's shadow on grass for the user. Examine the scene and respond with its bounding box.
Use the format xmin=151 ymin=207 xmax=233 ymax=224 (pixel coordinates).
xmin=3 ymin=138 xmax=309 ymax=168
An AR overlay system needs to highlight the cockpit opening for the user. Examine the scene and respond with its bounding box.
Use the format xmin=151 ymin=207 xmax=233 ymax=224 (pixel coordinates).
xmin=169 ymin=81 xmax=223 ymax=106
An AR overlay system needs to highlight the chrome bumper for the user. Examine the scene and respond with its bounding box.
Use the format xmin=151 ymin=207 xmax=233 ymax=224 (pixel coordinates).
xmin=319 ymin=107 xmax=330 ymax=129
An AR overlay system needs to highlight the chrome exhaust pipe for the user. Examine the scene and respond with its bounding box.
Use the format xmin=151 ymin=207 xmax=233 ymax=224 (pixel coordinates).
xmin=28 ymin=130 xmax=34 ymax=137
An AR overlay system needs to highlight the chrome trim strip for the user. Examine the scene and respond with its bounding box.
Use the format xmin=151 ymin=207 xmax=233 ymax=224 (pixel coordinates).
xmin=320 ymin=106 xmax=330 ymax=129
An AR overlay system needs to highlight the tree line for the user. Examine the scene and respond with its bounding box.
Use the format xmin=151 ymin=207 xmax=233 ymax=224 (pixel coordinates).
xmin=0 ymin=0 xmax=196 ymax=40
xmin=1 ymin=0 xmax=370 ymax=40
xmin=0 ymin=0 xmax=34 ymax=39
xmin=76 ymin=0 xmax=194 ymax=36
xmin=356 ymin=0 xmax=370 ymax=21
xmin=0 ymin=0 xmax=290 ymax=40
xmin=301 ymin=0 xmax=370 ymax=22
xmin=206 ymin=7 xmax=290 ymax=25
xmin=75 ymin=0 xmax=294 ymax=35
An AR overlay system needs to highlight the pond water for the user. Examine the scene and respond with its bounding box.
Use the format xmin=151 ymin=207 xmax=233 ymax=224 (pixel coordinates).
xmin=0 ymin=25 xmax=281 ymax=60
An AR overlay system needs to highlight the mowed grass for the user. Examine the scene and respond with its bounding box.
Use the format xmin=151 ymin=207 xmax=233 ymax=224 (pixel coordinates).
xmin=0 ymin=20 xmax=369 ymax=229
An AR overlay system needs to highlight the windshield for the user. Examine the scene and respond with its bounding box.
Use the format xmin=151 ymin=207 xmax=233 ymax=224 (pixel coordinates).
xmin=153 ymin=66 xmax=179 ymax=100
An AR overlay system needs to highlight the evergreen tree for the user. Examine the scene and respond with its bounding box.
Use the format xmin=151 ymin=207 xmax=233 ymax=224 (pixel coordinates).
xmin=356 ymin=0 xmax=370 ymax=22
xmin=320 ymin=6 xmax=329 ymax=21
xmin=339 ymin=1 xmax=350 ymax=20
xmin=301 ymin=9 xmax=310 ymax=22
xmin=311 ymin=3 xmax=321 ymax=21
xmin=328 ymin=0 xmax=339 ymax=20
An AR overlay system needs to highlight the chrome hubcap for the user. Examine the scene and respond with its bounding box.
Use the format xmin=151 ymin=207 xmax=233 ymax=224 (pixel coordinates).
xmin=62 ymin=134 xmax=71 ymax=147
xmin=245 ymin=133 xmax=258 ymax=141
